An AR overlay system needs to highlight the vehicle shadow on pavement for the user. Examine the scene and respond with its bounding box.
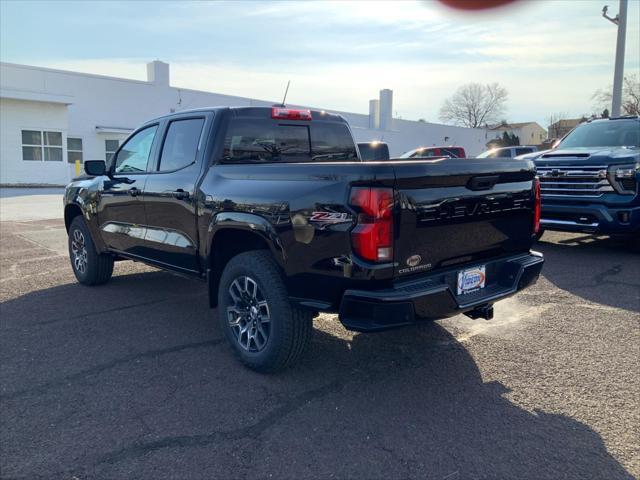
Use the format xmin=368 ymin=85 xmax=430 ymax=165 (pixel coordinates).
xmin=0 ymin=270 xmax=635 ymax=480
xmin=288 ymin=323 xmax=635 ymax=480
xmin=537 ymin=234 xmax=640 ymax=313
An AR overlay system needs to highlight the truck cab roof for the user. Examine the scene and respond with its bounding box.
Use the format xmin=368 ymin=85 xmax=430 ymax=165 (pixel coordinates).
xmin=143 ymin=106 xmax=348 ymax=126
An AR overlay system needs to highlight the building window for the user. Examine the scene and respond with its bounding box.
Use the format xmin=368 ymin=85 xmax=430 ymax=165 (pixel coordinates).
xmin=22 ymin=130 xmax=42 ymax=161
xmin=67 ymin=137 xmax=83 ymax=164
xmin=105 ymin=140 xmax=119 ymax=162
xmin=21 ymin=130 xmax=63 ymax=162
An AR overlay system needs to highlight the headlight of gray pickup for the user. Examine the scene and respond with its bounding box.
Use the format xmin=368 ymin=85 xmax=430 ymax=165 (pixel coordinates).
xmin=607 ymin=162 xmax=639 ymax=195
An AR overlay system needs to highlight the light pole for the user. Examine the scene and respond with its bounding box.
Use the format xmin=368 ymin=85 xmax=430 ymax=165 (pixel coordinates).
xmin=602 ymin=0 xmax=628 ymax=116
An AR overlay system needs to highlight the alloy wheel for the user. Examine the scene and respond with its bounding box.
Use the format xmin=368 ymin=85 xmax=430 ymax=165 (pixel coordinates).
xmin=71 ymin=229 xmax=88 ymax=274
xmin=227 ymin=276 xmax=271 ymax=352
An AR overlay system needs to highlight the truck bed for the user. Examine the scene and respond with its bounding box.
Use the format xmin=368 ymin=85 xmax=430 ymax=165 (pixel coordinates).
xmin=200 ymin=157 xmax=538 ymax=310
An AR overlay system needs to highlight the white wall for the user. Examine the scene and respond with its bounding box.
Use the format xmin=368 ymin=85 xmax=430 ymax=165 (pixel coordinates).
xmin=0 ymin=98 xmax=70 ymax=185
xmin=1 ymin=61 xmax=490 ymax=184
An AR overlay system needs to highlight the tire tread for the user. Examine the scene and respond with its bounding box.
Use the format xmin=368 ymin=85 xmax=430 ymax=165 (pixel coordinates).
xmin=69 ymin=216 xmax=114 ymax=286
xmin=219 ymin=250 xmax=312 ymax=372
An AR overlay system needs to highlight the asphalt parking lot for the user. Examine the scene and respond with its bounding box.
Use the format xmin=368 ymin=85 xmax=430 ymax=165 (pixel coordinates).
xmin=1 ymin=189 xmax=638 ymax=479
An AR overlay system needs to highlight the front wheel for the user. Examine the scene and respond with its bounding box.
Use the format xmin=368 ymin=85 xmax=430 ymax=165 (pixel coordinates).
xmin=218 ymin=250 xmax=313 ymax=373
xmin=68 ymin=216 xmax=114 ymax=286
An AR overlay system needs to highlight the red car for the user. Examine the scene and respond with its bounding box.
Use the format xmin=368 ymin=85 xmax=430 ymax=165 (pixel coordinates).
xmin=399 ymin=146 xmax=466 ymax=159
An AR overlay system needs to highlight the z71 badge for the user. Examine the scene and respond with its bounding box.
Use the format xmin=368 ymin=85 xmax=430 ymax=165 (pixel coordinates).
xmin=309 ymin=211 xmax=350 ymax=228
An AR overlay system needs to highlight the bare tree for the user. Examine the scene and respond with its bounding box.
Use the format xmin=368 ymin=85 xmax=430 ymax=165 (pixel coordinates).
xmin=438 ymin=83 xmax=508 ymax=128
xmin=592 ymin=74 xmax=640 ymax=116
xmin=622 ymin=74 xmax=640 ymax=115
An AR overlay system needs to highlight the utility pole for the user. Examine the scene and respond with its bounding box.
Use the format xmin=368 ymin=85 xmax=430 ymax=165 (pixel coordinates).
xmin=602 ymin=0 xmax=628 ymax=116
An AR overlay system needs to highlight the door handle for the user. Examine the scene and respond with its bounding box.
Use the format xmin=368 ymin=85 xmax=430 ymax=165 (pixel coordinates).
xmin=128 ymin=187 xmax=139 ymax=197
xmin=172 ymin=189 xmax=190 ymax=200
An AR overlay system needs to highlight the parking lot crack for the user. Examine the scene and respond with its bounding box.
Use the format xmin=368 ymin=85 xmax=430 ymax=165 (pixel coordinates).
xmin=93 ymin=378 xmax=345 ymax=466
xmin=33 ymin=298 xmax=172 ymax=326
xmin=0 ymin=339 xmax=224 ymax=401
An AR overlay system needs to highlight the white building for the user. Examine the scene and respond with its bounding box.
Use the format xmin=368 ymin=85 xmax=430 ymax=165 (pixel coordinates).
xmin=0 ymin=60 xmax=489 ymax=185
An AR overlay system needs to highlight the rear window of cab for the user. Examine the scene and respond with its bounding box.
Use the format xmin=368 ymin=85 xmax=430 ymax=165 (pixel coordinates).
xmin=221 ymin=119 xmax=358 ymax=164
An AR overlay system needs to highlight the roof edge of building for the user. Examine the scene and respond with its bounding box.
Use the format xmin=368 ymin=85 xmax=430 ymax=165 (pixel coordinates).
xmin=0 ymin=61 xmax=150 ymax=86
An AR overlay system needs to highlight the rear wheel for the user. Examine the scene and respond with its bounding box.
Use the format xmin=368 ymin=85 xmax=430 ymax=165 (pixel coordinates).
xmin=68 ymin=216 xmax=114 ymax=285
xmin=218 ymin=250 xmax=313 ymax=372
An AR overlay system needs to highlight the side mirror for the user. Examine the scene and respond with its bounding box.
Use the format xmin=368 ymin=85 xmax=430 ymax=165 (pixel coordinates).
xmin=84 ymin=160 xmax=107 ymax=176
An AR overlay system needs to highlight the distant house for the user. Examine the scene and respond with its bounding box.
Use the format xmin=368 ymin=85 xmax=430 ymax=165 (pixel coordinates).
xmin=487 ymin=121 xmax=547 ymax=146
xmin=547 ymin=118 xmax=585 ymax=140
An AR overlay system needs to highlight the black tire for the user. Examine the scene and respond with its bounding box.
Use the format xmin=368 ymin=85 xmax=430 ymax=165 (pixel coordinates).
xmin=534 ymin=228 xmax=545 ymax=241
xmin=218 ymin=250 xmax=313 ymax=373
xmin=68 ymin=216 xmax=114 ymax=286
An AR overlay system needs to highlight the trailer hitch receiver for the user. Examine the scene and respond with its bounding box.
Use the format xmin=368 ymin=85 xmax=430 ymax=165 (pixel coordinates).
xmin=464 ymin=304 xmax=494 ymax=320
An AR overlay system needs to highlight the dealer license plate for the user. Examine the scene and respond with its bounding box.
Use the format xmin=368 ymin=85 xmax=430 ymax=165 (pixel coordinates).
xmin=457 ymin=266 xmax=486 ymax=295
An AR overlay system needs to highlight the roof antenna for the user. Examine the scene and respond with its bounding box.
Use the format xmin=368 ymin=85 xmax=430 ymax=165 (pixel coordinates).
xmin=276 ymin=80 xmax=290 ymax=107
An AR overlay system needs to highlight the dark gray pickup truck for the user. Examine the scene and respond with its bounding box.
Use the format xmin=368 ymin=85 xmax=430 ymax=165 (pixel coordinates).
xmin=64 ymin=106 xmax=543 ymax=371
xmin=519 ymin=116 xmax=639 ymax=239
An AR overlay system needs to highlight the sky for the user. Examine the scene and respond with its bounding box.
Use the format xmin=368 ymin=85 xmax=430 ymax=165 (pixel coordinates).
xmin=1 ymin=0 xmax=639 ymax=128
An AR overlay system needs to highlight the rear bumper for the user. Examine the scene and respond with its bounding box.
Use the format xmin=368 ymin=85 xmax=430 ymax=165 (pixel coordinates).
xmin=338 ymin=252 xmax=544 ymax=332
xmin=540 ymin=202 xmax=640 ymax=234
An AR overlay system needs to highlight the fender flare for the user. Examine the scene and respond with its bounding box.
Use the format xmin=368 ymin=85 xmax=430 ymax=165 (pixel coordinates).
xmin=206 ymin=212 xmax=287 ymax=307
xmin=206 ymin=211 xmax=286 ymax=263
xmin=64 ymin=185 xmax=108 ymax=253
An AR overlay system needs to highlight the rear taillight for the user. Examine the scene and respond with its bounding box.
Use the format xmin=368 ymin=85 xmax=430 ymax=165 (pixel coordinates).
xmin=349 ymin=187 xmax=394 ymax=262
xmin=271 ymin=107 xmax=312 ymax=121
xmin=533 ymin=177 xmax=541 ymax=234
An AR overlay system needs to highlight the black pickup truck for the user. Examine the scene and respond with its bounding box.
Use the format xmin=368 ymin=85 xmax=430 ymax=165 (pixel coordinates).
xmin=64 ymin=106 xmax=543 ymax=372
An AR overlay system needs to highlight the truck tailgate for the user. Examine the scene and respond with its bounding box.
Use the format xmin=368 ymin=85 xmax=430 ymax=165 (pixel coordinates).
xmin=391 ymin=158 xmax=536 ymax=278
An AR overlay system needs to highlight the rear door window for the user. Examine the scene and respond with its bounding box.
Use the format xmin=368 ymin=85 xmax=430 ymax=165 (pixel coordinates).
xmin=158 ymin=118 xmax=205 ymax=172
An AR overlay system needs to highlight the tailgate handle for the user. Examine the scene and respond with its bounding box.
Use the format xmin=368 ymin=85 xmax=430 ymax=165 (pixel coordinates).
xmin=467 ymin=175 xmax=500 ymax=191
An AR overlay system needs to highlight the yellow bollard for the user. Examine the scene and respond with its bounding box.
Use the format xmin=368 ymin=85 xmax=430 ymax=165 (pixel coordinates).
xmin=75 ymin=159 xmax=81 ymax=177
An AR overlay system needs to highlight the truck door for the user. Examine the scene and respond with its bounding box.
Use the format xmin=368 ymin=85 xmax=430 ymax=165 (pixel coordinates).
xmin=98 ymin=124 xmax=159 ymax=256
xmin=141 ymin=116 xmax=208 ymax=274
